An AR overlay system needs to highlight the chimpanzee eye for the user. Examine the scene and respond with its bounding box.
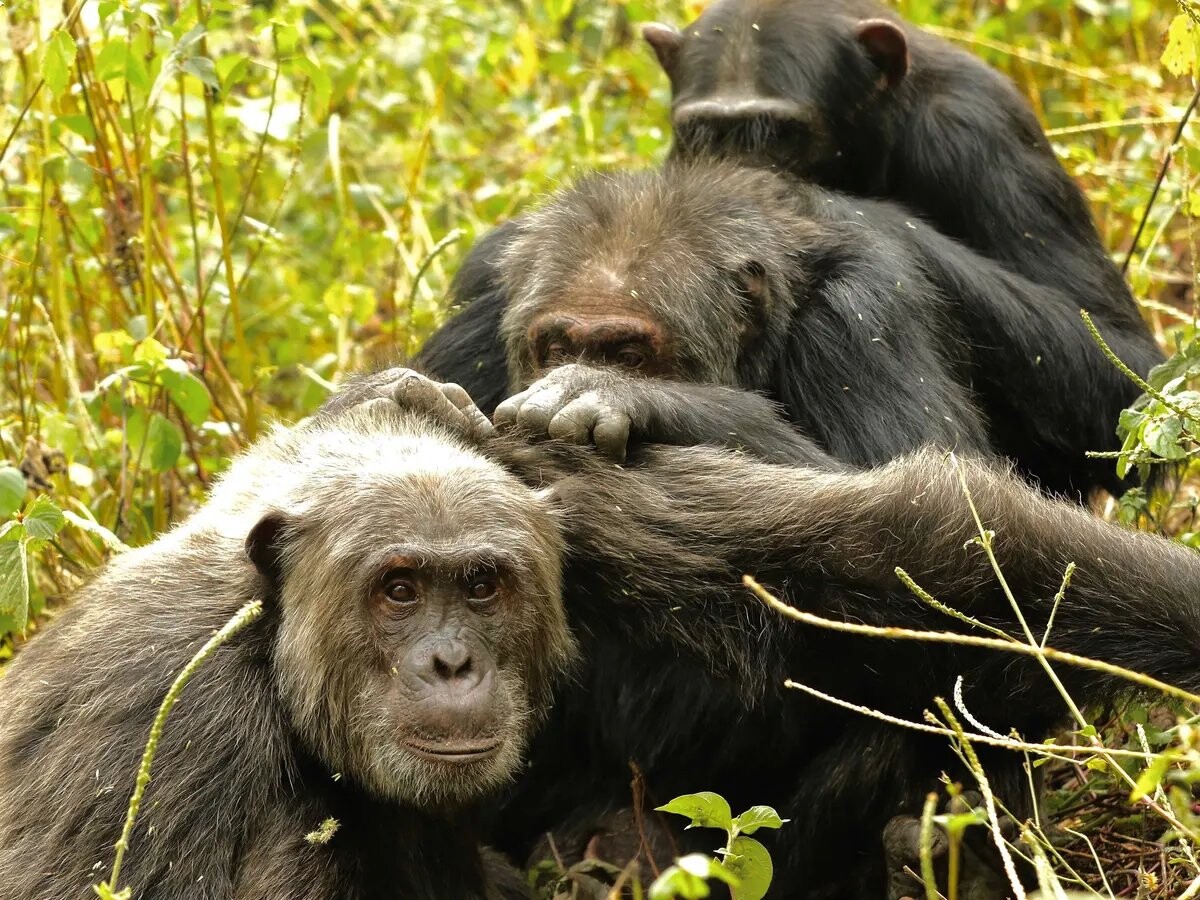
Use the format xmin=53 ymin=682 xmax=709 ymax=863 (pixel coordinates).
xmin=615 ymin=346 xmax=646 ymax=370
xmin=544 ymin=342 xmax=570 ymax=364
xmin=384 ymin=578 xmax=418 ymax=604
xmin=466 ymin=578 xmax=498 ymax=602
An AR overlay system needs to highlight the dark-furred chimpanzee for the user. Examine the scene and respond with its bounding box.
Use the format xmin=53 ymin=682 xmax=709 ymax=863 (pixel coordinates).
xmin=641 ymin=0 xmax=1149 ymax=340
xmin=419 ymin=162 xmax=1156 ymax=498
xmin=0 ymin=378 xmax=574 ymax=900
xmin=474 ymin=362 xmax=1200 ymax=899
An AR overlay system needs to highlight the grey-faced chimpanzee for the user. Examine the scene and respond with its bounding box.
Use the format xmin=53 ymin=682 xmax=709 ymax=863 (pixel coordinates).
xmin=419 ymin=161 xmax=1156 ymax=498
xmin=474 ymin=362 xmax=1200 ymax=899
xmin=641 ymin=0 xmax=1154 ymax=358
xmin=0 ymin=376 xmax=574 ymax=900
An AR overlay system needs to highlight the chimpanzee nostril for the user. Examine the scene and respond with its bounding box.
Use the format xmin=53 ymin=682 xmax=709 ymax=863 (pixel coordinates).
xmin=429 ymin=640 xmax=476 ymax=685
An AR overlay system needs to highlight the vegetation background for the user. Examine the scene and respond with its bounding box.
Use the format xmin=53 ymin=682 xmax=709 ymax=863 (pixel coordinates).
xmin=2 ymin=0 xmax=1200 ymax=894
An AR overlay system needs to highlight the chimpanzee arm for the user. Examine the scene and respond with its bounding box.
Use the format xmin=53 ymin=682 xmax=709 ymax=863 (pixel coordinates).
xmin=551 ymin=443 xmax=1200 ymax=703
xmin=412 ymin=221 xmax=523 ymax=416
xmin=770 ymin=232 xmax=993 ymax=468
xmin=902 ymin=215 xmax=1163 ymax=497
xmin=493 ymin=363 xmax=843 ymax=470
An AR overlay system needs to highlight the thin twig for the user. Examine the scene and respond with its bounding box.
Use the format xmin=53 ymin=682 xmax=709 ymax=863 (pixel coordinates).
xmin=1122 ymin=84 xmax=1200 ymax=274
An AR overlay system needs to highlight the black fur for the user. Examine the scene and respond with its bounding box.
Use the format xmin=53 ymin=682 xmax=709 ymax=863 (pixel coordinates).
xmin=482 ymin=370 xmax=1200 ymax=898
xmin=657 ymin=0 xmax=1145 ymax=334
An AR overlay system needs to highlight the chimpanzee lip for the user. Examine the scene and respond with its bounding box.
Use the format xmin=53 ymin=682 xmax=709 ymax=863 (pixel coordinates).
xmin=402 ymin=738 xmax=502 ymax=762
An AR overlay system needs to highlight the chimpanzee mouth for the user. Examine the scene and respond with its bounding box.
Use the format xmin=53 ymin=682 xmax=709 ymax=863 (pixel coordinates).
xmin=402 ymin=738 xmax=502 ymax=763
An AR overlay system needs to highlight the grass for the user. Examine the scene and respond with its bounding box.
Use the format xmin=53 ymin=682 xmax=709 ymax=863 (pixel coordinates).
xmin=1 ymin=0 xmax=1199 ymax=894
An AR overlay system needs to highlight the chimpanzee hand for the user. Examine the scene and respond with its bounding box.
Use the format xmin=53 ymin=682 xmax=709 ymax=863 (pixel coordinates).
xmin=495 ymin=364 xmax=635 ymax=462
xmin=495 ymin=363 xmax=839 ymax=469
xmin=882 ymin=792 xmax=1015 ymax=900
xmin=327 ymin=366 xmax=494 ymax=442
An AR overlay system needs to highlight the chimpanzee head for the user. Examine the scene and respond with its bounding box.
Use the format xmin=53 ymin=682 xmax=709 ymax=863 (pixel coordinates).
xmin=642 ymin=0 xmax=909 ymax=181
xmin=245 ymin=406 xmax=573 ymax=806
xmin=498 ymin=162 xmax=816 ymax=392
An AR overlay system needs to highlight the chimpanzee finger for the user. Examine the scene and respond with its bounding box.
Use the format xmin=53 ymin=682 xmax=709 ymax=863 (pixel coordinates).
xmin=493 ymin=387 xmax=534 ymax=430
xmin=438 ymin=381 xmax=495 ymax=438
xmin=592 ymin=409 xmax=631 ymax=464
xmin=390 ymin=374 xmax=474 ymax=435
xmin=547 ymin=396 xmax=602 ymax=446
xmin=513 ymin=384 xmax=568 ymax=436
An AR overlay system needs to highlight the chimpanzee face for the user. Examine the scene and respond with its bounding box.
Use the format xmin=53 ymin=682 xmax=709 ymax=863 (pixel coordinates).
xmin=497 ymin=164 xmax=811 ymax=393
xmin=643 ymin=0 xmax=909 ymax=180
xmin=246 ymin=421 xmax=572 ymax=806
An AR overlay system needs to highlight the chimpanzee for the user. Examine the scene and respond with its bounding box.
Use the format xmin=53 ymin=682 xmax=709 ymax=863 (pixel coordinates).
xmin=419 ymin=161 xmax=1160 ymax=498
xmin=0 ymin=377 xmax=574 ymax=900
xmin=477 ymin=362 xmax=1200 ymax=898
xmin=641 ymin=0 xmax=1148 ymax=339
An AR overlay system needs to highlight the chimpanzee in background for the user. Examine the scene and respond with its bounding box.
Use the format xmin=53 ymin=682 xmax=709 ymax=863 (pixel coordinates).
xmin=641 ymin=0 xmax=1147 ymax=338
xmin=420 ymin=162 xmax=1156 ymax=498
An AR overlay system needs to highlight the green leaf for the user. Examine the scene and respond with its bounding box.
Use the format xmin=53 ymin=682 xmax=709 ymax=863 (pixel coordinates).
xmin=657 ymin=792 xmax=734 ymax=832
xmin=648 ymin=854 xmax=738 ymax=900
xmin=146 ymin=414 xmax=183 ymax=472
xmin=722 ymin=837 xmax=773 ymax=900
xmin=63 ymin=510 xmax=130 ymax=553
xmin=160 ymin=369 xmax=212 ymax=426
xmin=43 ymin=30 xmax=77 ymax=98
xmin=0 ymin=539 xmax=30 ymax=625
xmin=294 ymin=52 xmax=333 ymax=112
xmin=732 ymin=806 xmax=787 ymax=836
xmin=24 ymin=498 xmax=65 ymax=542
xmin=94 ymin=40 xmax=130 ymax=82
xmin=1143 ymin=417 xmax=1187 ymax=460
xmin=0 ymin=467 xmax=26 ymax=519
xmin=1131 ymin=752 xmax=1172 ymax=802
xmin=181 ymin=55 xmax=220 ymax=91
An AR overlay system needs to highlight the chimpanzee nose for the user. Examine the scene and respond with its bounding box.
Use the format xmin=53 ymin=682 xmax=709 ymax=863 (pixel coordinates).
xmin=425 ymin=640 xmax=479 ymax=689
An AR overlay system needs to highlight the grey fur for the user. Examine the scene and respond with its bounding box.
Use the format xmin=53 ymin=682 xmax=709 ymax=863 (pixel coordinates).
xmin=0 ymin=390 xmax=572 ymax=900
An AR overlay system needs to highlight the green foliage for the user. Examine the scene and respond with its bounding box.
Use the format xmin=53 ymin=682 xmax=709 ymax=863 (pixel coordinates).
xmin=650 ymin=793 xmax=786 ymax=900
xmin=1 ymin=0 xmax=1198 ymax=892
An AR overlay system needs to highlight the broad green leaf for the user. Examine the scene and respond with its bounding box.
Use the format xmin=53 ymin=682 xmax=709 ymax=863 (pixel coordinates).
xmin=146 ymin=414 xmax=183 ymax=472
xmin=722 ymin=837 xmax=772 ymax=900
xmin=133 ymin=337 xmax=169 ymax=364
xmin=1143 ymin=417 xmax=1187 ymax=460
xmin=160 ymin=369 xmax=212 ymax=426
xmin=0 ymin=539 xmax=30 ymax=624
xmin=63 ymin=510 xmax=130 ymax=553
xmin=43 ymin=30 xmax=77 ymax=98
xmin=0 ymin=467 xmax=25 ymax=519
xmin=657 ymin=792 xmax=734 ymax=832
xmin=24 ymin=498 xmax=65 ymax=542
xmin=94 ymin=40 xmax=130 ymax=82
xmin=181 ymin=56 xmax=220 ymax=92
xmin=732 ymin=806 xmax=787 ymax=836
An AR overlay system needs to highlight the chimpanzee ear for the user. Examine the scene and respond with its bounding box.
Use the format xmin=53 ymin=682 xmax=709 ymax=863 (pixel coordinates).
xmin=642 ymin=22 xmax=684 ymax=76
xmin=855 ymin=19 xmax=909 ymax=89
xmin=736 ymin=260 xmax=771 ymax=332
xmin=246 ymin=511 xmax=293 ymax=590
